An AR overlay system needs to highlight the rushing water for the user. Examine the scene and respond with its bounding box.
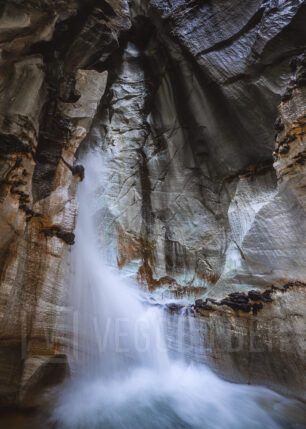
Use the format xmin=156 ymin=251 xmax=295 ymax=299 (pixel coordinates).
xmin=53 ymin=150 xmax=306 ymax=429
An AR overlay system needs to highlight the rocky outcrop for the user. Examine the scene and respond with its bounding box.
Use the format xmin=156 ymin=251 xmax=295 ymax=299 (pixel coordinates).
xmin=166 ymin=282 xmax=305 ymax=401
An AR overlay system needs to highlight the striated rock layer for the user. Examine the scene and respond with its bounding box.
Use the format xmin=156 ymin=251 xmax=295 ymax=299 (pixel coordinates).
xmin=0 ymin=0 xmax=130 ymax=407
xmin=0 ymin=0 xmax=305 ymax=407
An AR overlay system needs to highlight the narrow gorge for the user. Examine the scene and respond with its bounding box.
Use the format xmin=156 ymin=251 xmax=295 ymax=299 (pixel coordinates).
xmin=0 ymin=1 xmax=305 ymax=428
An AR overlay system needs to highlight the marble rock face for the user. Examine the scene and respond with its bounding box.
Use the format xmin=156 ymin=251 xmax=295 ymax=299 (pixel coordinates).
xmin=0 ymin=0 xmax=305 ymax=406
xmin=91 ymin=0 xmax=306 ymax=399
xmin=96 ymin=0 xmax=306 ymax=293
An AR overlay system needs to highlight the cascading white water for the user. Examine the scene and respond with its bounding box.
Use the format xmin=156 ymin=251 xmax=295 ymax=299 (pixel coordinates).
xmin=64 ymin=150 xmax=168 ymax=379
xmin=53 ymin=150 xmax=305 ymax=429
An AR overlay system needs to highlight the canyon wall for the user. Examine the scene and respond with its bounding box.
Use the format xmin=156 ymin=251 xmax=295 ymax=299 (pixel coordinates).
xmin=0 ymin=0 xmax=305 ymax=406
xmin=0 ymin=0 xmax=130 ymax=407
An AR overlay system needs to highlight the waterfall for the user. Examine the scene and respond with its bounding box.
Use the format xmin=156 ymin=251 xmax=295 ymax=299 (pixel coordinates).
xmin=53 ymin=150 xmax=304 ymax=429
xmin=65 ymin=150 xmax=169 ymax=378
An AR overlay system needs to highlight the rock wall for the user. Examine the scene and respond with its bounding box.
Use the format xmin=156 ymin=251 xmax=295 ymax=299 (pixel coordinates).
xmin=0 ymin=0 xmax=305 ymax=407
xmin=0 ymin=0 xmax=130 ymax=407
xmin=91 ymin=0 xmax=306 ymax=399
xmin=96 ymin=0 xmax=306 ymax=293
